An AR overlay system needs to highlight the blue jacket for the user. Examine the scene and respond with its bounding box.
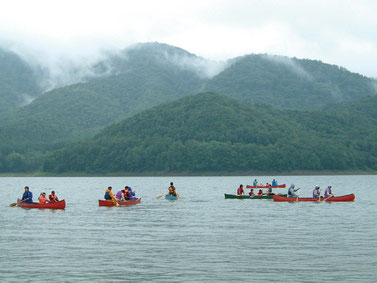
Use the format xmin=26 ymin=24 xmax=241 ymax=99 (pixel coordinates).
xmin=21 ymin=191 xmax=33 ymax=203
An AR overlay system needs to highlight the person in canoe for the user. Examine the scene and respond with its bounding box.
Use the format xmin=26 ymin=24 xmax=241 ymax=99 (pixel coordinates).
xmin=266 ymin=185 xmax=274 ymax=195
xmin=253 ymin=179 xmax=258 ymax=186
xmin=104 ymin=186 xmax=118 ymax=205
xmin=257 ymin=189 xmax=263 ymax=196
xmin=324 ymin=186 xmax=334 ymax=198
xmin=124 ymin=186 xmax=137 ymax=200
xmin=49 ymin=191 xmax=59 ymax=203
xmin=237 ymin=185 xmax=244 ymax=195
xmin=116 ymin=189 xmax=126 ymax=201
xmin=271 ymin=179 xmax=278 ymax=186
xmin=313 ymin=186 xmax=321 ymax=199
xmin=21 ymin=186 xmax=33 ymax=203
xmin=168 ymin=182 xmax=177 ymax=196
xmin=249 ymin=189 xmax=255 ymax=196
xmin=287 ymin=184 xmax=300 ymax=197
xmin=38 ymin=192 xmax=47 ymax=204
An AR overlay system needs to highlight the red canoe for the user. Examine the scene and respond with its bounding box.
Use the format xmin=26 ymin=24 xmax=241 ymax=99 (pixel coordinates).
xmin=98 ymin=198 xmax=141 ymax=206
xmin=273 ymin=194 xmax=355 ymax=202
xmin=247 ymin=184 xmax=286 ymax=189
xmin=17 ymin=199 xmax=66 ymax=209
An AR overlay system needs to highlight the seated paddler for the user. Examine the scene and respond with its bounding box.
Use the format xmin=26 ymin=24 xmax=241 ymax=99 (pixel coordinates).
xmin=124 ymin=186 xmax=137 ymax=200
xmin=21 ymin=186 xmax=33 ymax=203
xmin=287 ymin=184 xmax=300 ymax=197
xmin=324 ymin=186 xmax=334 ymax=198
xmin=168 ymin=182 xmax=177 ymax=196
xmin=104 ymin=186 xmax=117 ymax=202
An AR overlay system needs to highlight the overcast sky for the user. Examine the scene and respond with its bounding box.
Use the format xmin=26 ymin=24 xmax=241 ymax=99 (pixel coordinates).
xmin=1 ymin=0 xmax=377 ymax=77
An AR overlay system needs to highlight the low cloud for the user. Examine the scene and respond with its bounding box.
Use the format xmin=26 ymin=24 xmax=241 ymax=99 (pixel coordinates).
xmin=262 ymin=54 xmax=312 ymax=80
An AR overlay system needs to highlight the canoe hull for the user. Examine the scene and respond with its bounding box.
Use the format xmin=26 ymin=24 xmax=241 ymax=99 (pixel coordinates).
xmin=165 ymin=195 xmax=178 ymax=200
xmin=246 ymin=184 xmax=286 ymax=189
xmin=273 ymin=194 xmax=355 ymax=202
xmin=225 ymin=194 xmax=287 ymax=199
xmin=98 ymin=198 xmax=141 ymax=206
xmin=17 ymin=199 xmax=66 ymax=209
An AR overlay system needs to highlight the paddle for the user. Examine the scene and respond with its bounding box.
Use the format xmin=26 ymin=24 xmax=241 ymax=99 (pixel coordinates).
xmin=177 ymin=194 xmax=183 ymax=199
xmin=317 ymin=189 xmax=322 ymax=202
xmin=10 ymin=198 xmax=22 ymax=207
xmin=156 ymin=194 xmax=165 ymax=199
xmin=296 ymin=188 xmax=301 ymax=202
xmin=323 ymin=194 xmax=335 ymax=201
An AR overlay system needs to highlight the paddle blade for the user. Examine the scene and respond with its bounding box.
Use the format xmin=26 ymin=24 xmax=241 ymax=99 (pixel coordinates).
xmin=156 ymin=195 xmax=164 ymax=199
xmin=10 ymin=203 xmax=17 ymax=207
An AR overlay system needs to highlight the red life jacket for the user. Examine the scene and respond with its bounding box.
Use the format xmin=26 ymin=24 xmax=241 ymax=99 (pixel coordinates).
xmin=257 ymin=191 xmax=263 ymax=196
xmin=237 ymin=187 xmax=244 ymax=195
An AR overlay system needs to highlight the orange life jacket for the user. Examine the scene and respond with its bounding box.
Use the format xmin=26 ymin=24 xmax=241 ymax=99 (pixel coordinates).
xmin=49 ymin=194 xmax=57 ymax=202
xmin=39 ymin=195 xmax=47 ymax=204
xmin=257 ymin=191 xmax=263 ymax=196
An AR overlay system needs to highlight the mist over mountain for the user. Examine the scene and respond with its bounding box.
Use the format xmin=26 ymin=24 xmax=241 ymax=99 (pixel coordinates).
xmin=0 ymin=48 xmax=42 ymax=112
xmin=206 ymin=54 xmax=376 ymax=109
xmin=1 ymin=42 xmax=377 ymax=173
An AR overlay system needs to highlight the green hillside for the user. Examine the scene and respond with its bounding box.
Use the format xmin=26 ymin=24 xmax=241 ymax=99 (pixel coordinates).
xmin=1 ymin=42 xmax=377 ymax=173
xmin=205 ymin=55 xmax=376 ymax=109
xmin=0 ymin=43 xmax=205 ymax=152
xmin=0 ymin=48 xmax=41 ymax=114
xmin=42 ymin=92 xmax=377 ymax=174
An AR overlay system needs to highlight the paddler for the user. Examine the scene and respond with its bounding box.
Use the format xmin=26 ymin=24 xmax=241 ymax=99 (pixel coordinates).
xmin=48 ymin=191 xmax=59 ymax=203
xmin=253 ymin=179 xmax=258 ymax=186
xmin=124 ymin=186 xmax=137 ymax=200
xmin=313 ymin=186 xmax=321 ymax=199
xmin=237 ymin=185 xmax=244 ymax=195
xmin=271 ymin=179 xmax=278 ymax=186
xmin=21 ymin=186 xmax=33 ymax=203
xmin=38 ymin=192 xmax=47 ymax=204
xmin=116 ymin=189 xmax=126 ymax=201
xmin=287 ymin=184 xmax=300 ymax=197
xmin=266 ymin=185 xmax=274 ymax=195
xmin=249 ymin=189 xmax=255 ymax=196
xmin=324 ymin=186 xmax=334 ymax=198
xmin=104 ymin=186 xmax=118 ymax=205
xmin=168 ymin=182 xmax=177 ymax=196
xmin=257 ymin=189 xmax=263 ymax=196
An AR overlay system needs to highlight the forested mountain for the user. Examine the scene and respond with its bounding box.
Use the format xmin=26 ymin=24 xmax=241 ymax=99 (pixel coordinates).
xmin=42 ymin=92 xmax=377 ymax=174
xmin=0 ymin=48 xmax=41 ymax=113
xmin=1 ymin=42 xmax=377 ymax=173
xmin=205 ymin=55 xmax=376 ymax=109
xmin=0 ymin=43 xmax=205 ymax=152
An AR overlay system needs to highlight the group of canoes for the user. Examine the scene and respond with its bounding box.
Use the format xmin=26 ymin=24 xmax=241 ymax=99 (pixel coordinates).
xmin=12 ymin=182 xmax=181 ymax=209
xmin=226 ymin=179 xmax=355 ymax=202
xmin=12 ymin=179 xmax=356 ymax=210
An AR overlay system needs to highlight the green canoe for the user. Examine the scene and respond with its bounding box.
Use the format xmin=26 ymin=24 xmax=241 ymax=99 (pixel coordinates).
xmin=224 ymin=193 xmax=287 ymax=199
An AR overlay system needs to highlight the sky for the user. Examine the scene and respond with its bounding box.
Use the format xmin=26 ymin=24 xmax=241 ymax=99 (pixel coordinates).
xmin=1 ymin=0 xmax=377 ymax=77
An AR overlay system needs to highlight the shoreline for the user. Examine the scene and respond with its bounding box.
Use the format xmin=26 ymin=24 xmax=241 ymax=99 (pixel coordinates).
xmin=0 ymin=170 xmax=376 ymax=177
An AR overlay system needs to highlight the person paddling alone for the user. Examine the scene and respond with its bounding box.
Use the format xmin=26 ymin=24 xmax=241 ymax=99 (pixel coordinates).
xmin=49 ymin=191 xmax=59 ymax=203
xmin=21 ymin=186 xmax=33 ymax=203
xmin=237 ymin=185 xmax=244 ymax=195
xmin=168 ymin=182 xmax=177 ymax=196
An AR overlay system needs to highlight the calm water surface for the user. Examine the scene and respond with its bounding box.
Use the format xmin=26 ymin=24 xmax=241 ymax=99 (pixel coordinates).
xmin=0 ymin=176 xmax=376 ymax=282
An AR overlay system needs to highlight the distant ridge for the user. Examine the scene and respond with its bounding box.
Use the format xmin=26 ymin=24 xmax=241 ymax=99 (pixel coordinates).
xmin=43 ymin=92 xmax=377 ymax=174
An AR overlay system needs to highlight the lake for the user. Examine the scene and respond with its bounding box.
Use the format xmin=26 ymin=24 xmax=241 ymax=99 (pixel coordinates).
xmin=0 ymin=175 xmax=376 ymax=282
